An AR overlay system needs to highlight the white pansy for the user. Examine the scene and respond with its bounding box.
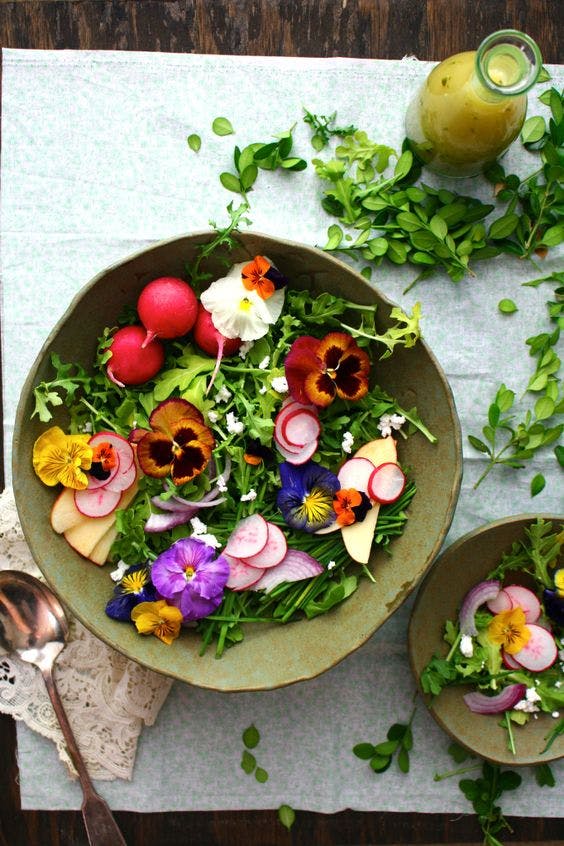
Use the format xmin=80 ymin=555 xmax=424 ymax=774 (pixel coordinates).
xmin=200 ymin=274 xmax=285 ymax=342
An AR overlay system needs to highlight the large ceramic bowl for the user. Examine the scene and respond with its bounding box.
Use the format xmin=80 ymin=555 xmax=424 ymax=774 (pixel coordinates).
xmin=408 ymin=514 xmax=564 ymax=765
xmin=13 ymin=231 xmax=462 ymax=691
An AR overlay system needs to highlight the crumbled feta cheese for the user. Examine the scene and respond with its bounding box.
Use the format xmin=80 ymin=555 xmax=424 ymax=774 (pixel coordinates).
xmin=216 ymin=474 xmax=228 ymax=493
xmin=238 ymin=340 xmax=254 ymax=360
xmin=259 ymin=385 xmax=268 ymax=394
xmin=460 ymin=635 xmax=474 ymax=658
xmin=526 ymin=687 xmax=542 ymax=703
xmin=271 ymin=376 xmax=289 ymax=394
xmin=215 ymin=386 xmax=232 ymax=403
xmin=82 ymin=421 xmax=93 ymax=433
xmin=190 ymin=516 xmax=207 ymax=536
xmin=194 ymin=533 xmax=222 ymax=549
xmin=327 ymin=560 xmax=337 ymax=571
xmin=258 ymin=356 xmax=270 ymax=370
xmin=341 ymin=431 xmax=354 ymax=454
xmin=240 ymin=489 xmax=257 ymax=502
xmin=514 ymin=699 xmax=540 ymax=713
xmin=377 ymin=413 xmax=406 ymax=437
xmin=226 ymin=412 xmax=244 ymax=435
xmin=207 ymin=410 xmax=220 ymax=423
xmin=552 ymin=711 xmax=560 ymax=719
xmin=555 ymin=681 xmax=562 ymax=688
xmin=110 ymin=560 xmax=129 ymax=582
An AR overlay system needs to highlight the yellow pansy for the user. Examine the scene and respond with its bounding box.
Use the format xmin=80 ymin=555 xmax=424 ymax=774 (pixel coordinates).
xmin=33 ymin=426 xmax=93 ymax=490
xmin=555 ymin=568 xmax=564 ymax=598
xmin=131 ymin=600 xmax=183 ymax=645
xmin=487 ymin=606 xmax=531 ymax=655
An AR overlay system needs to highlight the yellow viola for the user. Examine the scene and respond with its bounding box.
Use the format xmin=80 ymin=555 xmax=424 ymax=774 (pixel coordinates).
xmin=131 ymin=600 xmax=183 ymax=645
xmin=32 ymin=426 xmax=93 ymax=490
xmin=487 ymin=606 xmax=531 ymax=655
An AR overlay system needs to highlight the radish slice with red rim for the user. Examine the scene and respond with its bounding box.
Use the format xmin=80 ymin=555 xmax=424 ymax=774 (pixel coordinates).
xmin=337 ymin=457 xmax=375 ymax=495
xmin=275 ymin=438 xmax=318 ymax=465
xmin=241 ymin=522 xmax=288 ymax=569
xmin=74 ymin=486 xmax=123 ymax=518
xmin=367 ymin=462 xmax=406 ymax=504
xmin=503 ymin=585 xmax=541 ymax=623
xmin=282 ymin=409 xmax=321 ymax=448
xmin=463 ymin=683 xmax=527 ymax=714
xmin=502 ymin=650 xmax=524 ymax=670
xmin=89 ymin=432 xmax=134 ymax=473
xmin=511 ymin=623 xmax=558 ymax=672
xmin=224 ymin=554 xmax=265 ymax=591
xmin=486 ymin=588 xmax=512 ymax=614
xmin=224 ymin=514 xmax=269 ymax=559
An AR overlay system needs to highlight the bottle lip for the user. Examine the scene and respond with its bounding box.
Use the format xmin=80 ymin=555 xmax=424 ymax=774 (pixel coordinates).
xmin=475 ymin=29 xmax=543 ymax=96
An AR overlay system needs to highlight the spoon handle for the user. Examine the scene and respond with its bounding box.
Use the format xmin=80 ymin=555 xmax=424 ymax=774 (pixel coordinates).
xmin=42 ymin=667 xmax=127 ymax=846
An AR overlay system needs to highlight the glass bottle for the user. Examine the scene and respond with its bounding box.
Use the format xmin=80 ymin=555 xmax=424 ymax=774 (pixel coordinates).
xmin=405 ymin=30 xmax=543 ymax=177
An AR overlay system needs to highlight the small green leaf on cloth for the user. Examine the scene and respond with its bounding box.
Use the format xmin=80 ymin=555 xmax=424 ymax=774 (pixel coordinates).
xmin=530 ymin=473 xmax=546 ymax=497
xmin=278 ymin=804 xmax=296 ymax=830
xmin=212 ymin=116 xmax=235 ymax=136
xmin=242 ymin=724 xmax=260 ymax=749
xmin=187 ymin=134 xmax=201 ymax=152
xmin=498 ymin=298 xmax=518 ymax=314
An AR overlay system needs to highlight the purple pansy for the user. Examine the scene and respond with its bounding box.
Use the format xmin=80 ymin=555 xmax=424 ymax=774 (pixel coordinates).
xmin=277 ymin=460 xmax=340 ymax=532
xmin=151 ymin=537 xmax=230 ymax=621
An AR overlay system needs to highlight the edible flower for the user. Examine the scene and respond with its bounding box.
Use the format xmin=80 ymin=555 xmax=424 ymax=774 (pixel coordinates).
xmin=487 ymin=606 xmax=531 ymax=655
xmin=241 ymin=255 xmax=288 ymax=301
xmin=135 ymin=398 xmax=215 ymax=486
xmin=277 ymin=460 xmax=340 ymax=532
xmin=151 ymin=537 xmax=230 ymax=621
xmin=89 ymin=440 xmax=117 ymax=481
xmin=105 ymin=563 xmax=157 ymax=622
xmin=32 ymin=426 xmax=93 ymax=489
xmin=131 ymin=600 xmax=183 ymax=645
xmin=284 ymin=332 xmax=370 ymax=408
xmin=333 ymin=488 xmax=371 ymax=527
xmin=555 ymin=568 xmax=564 ymax=598
xmin=200 ymin=267 xmax=285 ymax=342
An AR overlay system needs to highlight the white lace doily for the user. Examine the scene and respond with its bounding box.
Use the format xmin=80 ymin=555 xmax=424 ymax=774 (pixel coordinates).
xmin=0 ymin=487 xmax=173 ymax=780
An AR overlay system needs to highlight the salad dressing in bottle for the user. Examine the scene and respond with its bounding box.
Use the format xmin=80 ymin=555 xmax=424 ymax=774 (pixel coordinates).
xmin=405 ymin=30 xmax=543 ymax=177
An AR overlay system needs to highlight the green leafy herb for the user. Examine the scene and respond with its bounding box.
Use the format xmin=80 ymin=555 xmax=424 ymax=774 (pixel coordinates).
xmin=241 ymin=750 xmax=256 ymax=774
xmin=242 ymin=724 xmax=260 ymax=749
xmin=530 ymin=472 xmax=546 ymax=496
xmin=303 ymin=108 xmax=357 ymax=150
xmin=255 ymin=767 xmax=269 ymax=783
xmin=212 ymin=116 xmax=235 ymax=136
xmin=487 ymin=518 xmax=563 ymax=590
xmin=219 ymin=126 xmax=307 ymax=199
xmin=277 ymin=804 xmax=296 ymax=830
xmin=542 ymin=717 xmax=564 ymax=753
xmin=535 ymin=762 xmax=556 ymax=788
xmin=353 ymin=707 xmax=416 ymax=775
xmin=187 ymin=133 xmax=201 ymax=152
xmin=459 ymin=761 xmax=522 ymax=846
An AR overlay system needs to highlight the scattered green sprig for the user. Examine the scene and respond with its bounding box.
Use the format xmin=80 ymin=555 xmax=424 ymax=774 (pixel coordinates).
xmin=303 ymin=107 xmax=357 ymax=150
xmin=240 ymin=724 xmax=269 ymax=782
xmin=459 ymin=761 xmax=522 ymax=846
xmin=353 ymin=706 xmax=416 ymax=774
xmin=219 ymin=126 xmax=307 ymax=199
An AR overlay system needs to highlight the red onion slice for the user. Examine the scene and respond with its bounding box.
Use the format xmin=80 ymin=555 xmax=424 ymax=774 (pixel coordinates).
xmin=463 ymin=683 xmax=527 ymax=714
xmin=459 ymin=579 xmax=501 ymax=636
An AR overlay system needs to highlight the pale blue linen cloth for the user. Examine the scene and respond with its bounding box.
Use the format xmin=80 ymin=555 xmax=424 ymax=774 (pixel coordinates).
xmin=1 ymin=49 xmax=562 ymax=813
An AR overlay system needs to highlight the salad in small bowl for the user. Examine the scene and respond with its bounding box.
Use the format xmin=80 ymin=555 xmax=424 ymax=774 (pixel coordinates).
xmin=14 ymin=230 xmax=461 ymax=691
xmin=409 ymin=515 xmax=564 ymax=765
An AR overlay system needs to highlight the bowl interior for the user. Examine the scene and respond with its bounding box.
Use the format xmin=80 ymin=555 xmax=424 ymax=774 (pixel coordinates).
xmin=13 ymin=231 xmax=462 ymax=691
xmin=408 ymin=514 xmax=564 ymax=766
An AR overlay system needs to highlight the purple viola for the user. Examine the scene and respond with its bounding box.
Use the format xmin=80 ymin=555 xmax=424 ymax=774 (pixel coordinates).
xmin=151 ymin=537 xmax=230 ymax=622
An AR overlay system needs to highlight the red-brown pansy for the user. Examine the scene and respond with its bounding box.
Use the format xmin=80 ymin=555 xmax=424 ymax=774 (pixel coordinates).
xmin=135 ymin=398 xmax=215 ymax=485
xmin=285 ymin=332 xmax=370 ymax=408
xmin=241 ymin=255 xmax=276 ymax=300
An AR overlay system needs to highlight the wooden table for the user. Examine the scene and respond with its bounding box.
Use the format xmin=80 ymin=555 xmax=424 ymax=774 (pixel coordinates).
xmin=0 ymin=3 xmax=562 ymax=844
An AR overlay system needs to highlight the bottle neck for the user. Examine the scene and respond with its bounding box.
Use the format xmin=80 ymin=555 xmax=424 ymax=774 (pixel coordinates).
xmin=473 ymin=29 xmax=542 ymax=103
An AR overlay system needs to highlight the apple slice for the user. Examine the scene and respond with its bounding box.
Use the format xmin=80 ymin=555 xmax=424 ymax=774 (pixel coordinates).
xmin=89 ymin=525 xmax=121 ymax=566
xmin=51 ymin=487 xmax=89 ymax=533
xmin=355 ymin=436 xmax=397 ymax=466
xmin=511 ymin=623 xmax=558 ymax=672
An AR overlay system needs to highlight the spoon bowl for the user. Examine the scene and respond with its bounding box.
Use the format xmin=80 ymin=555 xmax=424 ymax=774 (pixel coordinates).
xmin=0 ymin=570 xmax=127 ymax=846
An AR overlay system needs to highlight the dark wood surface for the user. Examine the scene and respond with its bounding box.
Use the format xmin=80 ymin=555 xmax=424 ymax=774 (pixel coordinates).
xmin=0 ymin=2 xmax=562 ymax=845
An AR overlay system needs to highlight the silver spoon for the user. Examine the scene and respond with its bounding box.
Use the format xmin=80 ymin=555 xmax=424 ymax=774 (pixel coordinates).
xmin=0 ymin=570 xmax=127 ymax=846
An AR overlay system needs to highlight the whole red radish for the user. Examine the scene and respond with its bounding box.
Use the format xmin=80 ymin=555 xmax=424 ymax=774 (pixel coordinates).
xmin=106 ymin=325 xmax=165 ymax=387
xmin=193 ymin=303 xmax=241 ymax=392
xmin=137 ymin=276 xmax=198 ymax=347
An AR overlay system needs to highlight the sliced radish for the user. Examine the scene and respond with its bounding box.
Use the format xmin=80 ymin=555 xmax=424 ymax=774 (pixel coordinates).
xmin=242 ymin=522 xmax=288 ymax=568
xmin=502 ymin=651 xmax=524 ymax=670
xmin=104 ymin=458 xmax=137 ymax=493
xmin=511 ymin=623 xmax=558 ymax=672
xmin=274 ymin=401 xmax=318 ymax=455
xmin=224 ymin=514 xmax=269 ymax=559
xmin=273 ymin=427 xmax=302 ymax=455
xmin=282 ymin=409 xmax=321 ymax=449
xmin=276 ymin=439 xmax=318 ymax=465
xmin=86 ymin=449 xmax=121 ymax=490
xmin=367 ymin=462 xmax=406 ymax=504
xmin=504 ymin=585 xmax=542 ymax=624
xmin=250 ymin=549 xmax=323 ymax=593
xmin=74 ymin=486 xmax=123 ymax=518
xmin=487 ymin=588 xmax=512 ymax=614
xmin=337 ymin=457 xmax=375 ymax=495
xmin=224 ymin=554 xmax=265 ymax=591
xmin=463 ymin=683 xmax=527 ymax=714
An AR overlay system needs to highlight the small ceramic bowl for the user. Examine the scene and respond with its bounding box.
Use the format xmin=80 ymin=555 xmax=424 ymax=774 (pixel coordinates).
xmin=409 ymin=514 xmax=564 ymax=765
xmin=13 ymin=231 xmax=462 ymax=691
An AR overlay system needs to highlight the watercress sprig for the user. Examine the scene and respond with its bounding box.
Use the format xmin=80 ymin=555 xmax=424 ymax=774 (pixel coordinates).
xmin=353 ymin=705 xmax=416 ymax=774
